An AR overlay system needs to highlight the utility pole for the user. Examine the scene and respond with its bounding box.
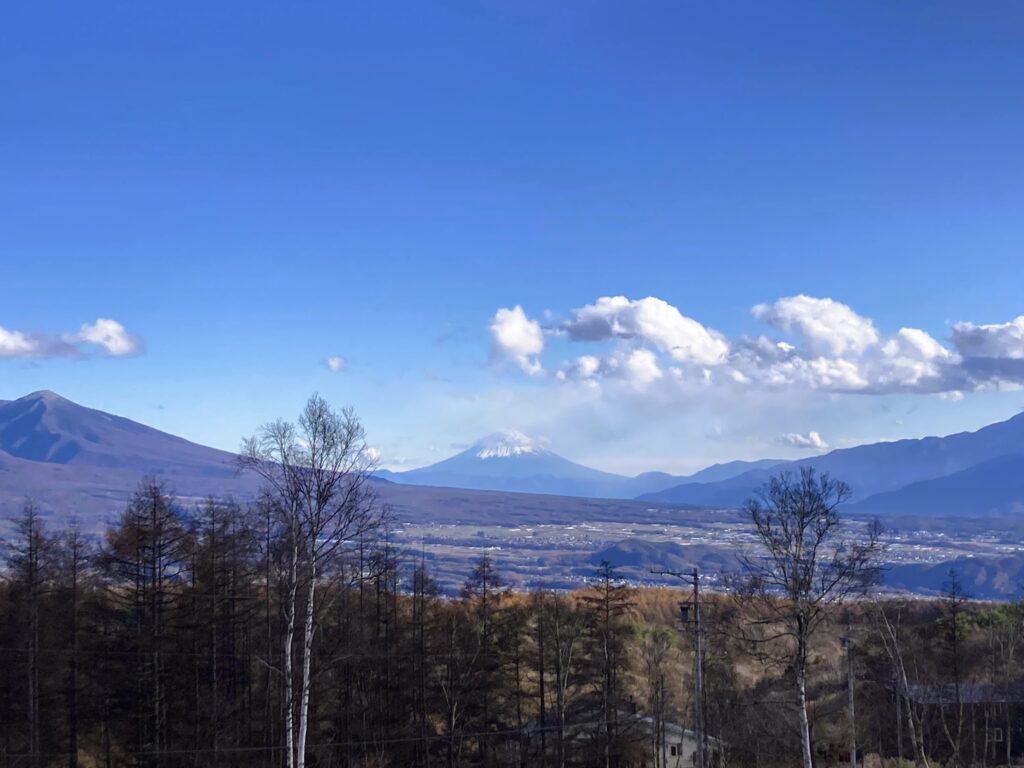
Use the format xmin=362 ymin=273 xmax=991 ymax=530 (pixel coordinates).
xmin=841 ymin=627 xmax=856 ymax=768
xmin=652 ymin=566 xmax=705 ymax=768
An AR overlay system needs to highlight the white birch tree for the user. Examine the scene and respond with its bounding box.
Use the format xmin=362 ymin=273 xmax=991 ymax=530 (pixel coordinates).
xmin=240 ymin=394 xmax=381 ymax=768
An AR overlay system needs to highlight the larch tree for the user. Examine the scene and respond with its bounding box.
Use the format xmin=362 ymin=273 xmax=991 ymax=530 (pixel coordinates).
xmin=7 ymin=501 xmax=57 ymax=768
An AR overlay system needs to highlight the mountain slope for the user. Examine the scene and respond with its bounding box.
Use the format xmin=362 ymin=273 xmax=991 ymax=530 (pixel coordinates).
xmin=0 ymin=390 xmax=241 ymax=475
xmin=0 ymin=391 xmax=259 ymax=516
xmin=380 ymin=433 xmax=786 ymax=499
xmin=848 ymin=454 xmax=1024 ymax=517
xmin=380 ymin=431 xmax=641 ymax=498
xmin=641 ymin=410 xmax=1024 ymax=511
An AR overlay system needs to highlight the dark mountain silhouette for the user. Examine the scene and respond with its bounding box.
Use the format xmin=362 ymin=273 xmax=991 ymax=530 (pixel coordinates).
xmin=849 ymin=453 xmax=1024 ymax=517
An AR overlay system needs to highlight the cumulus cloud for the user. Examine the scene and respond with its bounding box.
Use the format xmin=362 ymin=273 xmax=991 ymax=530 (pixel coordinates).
xmin=69 ymin=318 xmax=143 ymax=357
xmin=752 ymin=295 xmax=879 ymax=357
xmin=556 ymin=355 xmax=601 ymax=384
xmin=728 ymin=337 xmax=869 ymax=391
xmin=950 ymin=316 xmax=1024 ymax=383
xmin=490 ymin=305 xmax=544 ymax=376
xmin=871 ymin=327 xmax=957 ymax=391
xmin=624 ymin=349 xmax=663 ymax=386
xmin=558 ymin=349 xmax=663 ymax=388
xmin=562 ymin=296 xmax=729 ymax=365
xmin=952 ymin=316 xmax=1024 ymax=359
xmin=325 ymin=356 xmax=347 ymax=373
xmin=0 ymin=318 xmax=142 ymax=360
xmin=778 ymin=431 xmax=829 ymax=450
xmin=0 ymin=326 xmax=43 ymax=359
xmin=488 ymin=293 xmax=1024 ymax=398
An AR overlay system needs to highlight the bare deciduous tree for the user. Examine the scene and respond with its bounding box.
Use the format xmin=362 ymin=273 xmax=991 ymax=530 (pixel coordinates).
xmin=739 ymin=467 xmax=886 ymax=768
xmin=240 ymin=394 xmax=381 ymax=768
xmin=875 ymin=601 xmax=930 ymax=768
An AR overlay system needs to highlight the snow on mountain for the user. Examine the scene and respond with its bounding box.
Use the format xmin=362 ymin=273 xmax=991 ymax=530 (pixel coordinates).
xmin=472 ymin=431 xmax=548 ymax=459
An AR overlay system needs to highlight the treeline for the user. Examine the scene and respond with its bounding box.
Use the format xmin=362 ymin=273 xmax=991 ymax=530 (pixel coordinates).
xmin=0 ymin=485 xmax=678 ymax=768
xmin=2 ymin=491 xmax=1023 ymax=768
xmin=1 ymin=396 xmax=1023 ymax=768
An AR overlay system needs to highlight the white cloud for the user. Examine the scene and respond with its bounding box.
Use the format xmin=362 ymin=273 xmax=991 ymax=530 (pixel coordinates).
xmin=778 ymin=431 xmax=829 ymax=450
xmin=490 ymin=305 xmax=545 ymax=376
xmin=489 ymin=295 xmax=1024 ymax=398
xmin=325 ymin=355 xmax=347 ymax=373
xmin=952 ymin=316 xmax=1024 ymax=359
xmin=0 ymin=318 xmax=142 ymax=360
xmin=727 ymin=337 xmax=870 ymax=391
xmin=558 ymin=355 xmax=601 ymax=381
xmin=558 ymin=349 xmax=663 ymax=388
xmin=624 ymin=348 xmax=663 ymax=386
xmin=950 ymin=317 xmax=1024 ymax=384
xmin=562 ymin=296 xmax=729 ymax=365
xmin=752 ymin=295 xmax=879 ymax=356
xmin=0 ymin=326 xmax=42 ymax=359
xmin=69 ymin=318 xmax=143 ymax=357
xmin=872 ymin=327 xmax=956 ymax=390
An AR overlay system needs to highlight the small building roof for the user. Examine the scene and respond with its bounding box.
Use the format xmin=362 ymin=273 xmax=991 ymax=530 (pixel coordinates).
xmin=906 ymin=682 xmax=1024 ymax=705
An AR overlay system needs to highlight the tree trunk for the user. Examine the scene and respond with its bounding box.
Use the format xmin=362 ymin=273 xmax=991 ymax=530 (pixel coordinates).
xmin=283 ymin=537 xmax=298 ymax=768
xmin=796 ymin=626 xmax=814 ymax=768
xmin=68 ymin=549 xmax=79 ymax=768
xmin=296 ymin=559 xmax=316 ymax=768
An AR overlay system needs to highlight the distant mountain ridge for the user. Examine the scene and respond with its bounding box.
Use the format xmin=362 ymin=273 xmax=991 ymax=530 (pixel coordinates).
xmin=5 ymin=389 xmax=1024 ymax=521
xmin=0 ymin=392 xmax=765 ymax=516
xmin=641 ymin=410 xmax=1024 ymax=517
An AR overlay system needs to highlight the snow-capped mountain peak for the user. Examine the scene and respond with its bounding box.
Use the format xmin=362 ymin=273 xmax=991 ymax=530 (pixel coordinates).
xmin=472 ymin=430 xmax=547 ymax=459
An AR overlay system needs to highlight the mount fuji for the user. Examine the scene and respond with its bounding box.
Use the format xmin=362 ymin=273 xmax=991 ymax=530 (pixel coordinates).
xmin=376 ymin=431 xmax=782 ymax=498
xmin=376 ymin=431 xmax=637 ymax=497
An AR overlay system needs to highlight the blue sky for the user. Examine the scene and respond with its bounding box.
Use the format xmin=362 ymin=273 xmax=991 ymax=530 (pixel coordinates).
xmin=3 ymin=1 xmax=1024 ymax=474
